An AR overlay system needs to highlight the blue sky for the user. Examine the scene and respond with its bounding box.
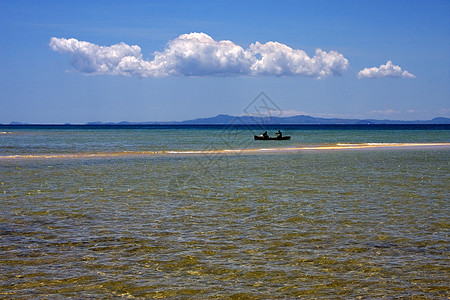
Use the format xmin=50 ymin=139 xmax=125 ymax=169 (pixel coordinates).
xmin=0 ymin=0 xmax=449 ymax=123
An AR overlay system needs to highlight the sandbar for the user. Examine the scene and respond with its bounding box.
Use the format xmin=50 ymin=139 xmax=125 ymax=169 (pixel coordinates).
xmin=0 ymin=143 xmax=449 ymax=160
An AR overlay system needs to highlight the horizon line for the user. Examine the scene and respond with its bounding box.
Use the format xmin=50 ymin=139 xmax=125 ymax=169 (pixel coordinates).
xmin=1 ymin=114 xmax=450 ymax=126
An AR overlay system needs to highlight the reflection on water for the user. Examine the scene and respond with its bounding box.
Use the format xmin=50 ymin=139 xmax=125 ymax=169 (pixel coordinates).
xmin=0 ymin=126 xmax=449 ymax=298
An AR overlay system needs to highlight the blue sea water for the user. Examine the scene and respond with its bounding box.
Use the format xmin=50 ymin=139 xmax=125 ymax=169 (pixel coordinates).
xmin=0 ymin=125 xmax=449 ymax=298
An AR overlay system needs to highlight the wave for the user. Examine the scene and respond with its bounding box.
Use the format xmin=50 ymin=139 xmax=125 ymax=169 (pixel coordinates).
xmin=0 ymin=143 xmax=449 ymax=161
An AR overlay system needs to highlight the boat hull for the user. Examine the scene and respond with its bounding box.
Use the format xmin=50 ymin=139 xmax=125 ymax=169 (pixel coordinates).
xmin=254 ymin=135 xmax=291 ymax=140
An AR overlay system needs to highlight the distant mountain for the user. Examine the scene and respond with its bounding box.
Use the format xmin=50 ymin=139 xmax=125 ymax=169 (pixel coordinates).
xmin=6 ymin=115 xmax=448 ymax=126
xmin=177 ymin=114 xmax=450 ymax=125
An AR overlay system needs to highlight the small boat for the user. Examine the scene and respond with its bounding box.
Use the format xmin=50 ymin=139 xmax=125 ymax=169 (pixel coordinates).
xmin=254 ymin=135 xmax=291 ymax=140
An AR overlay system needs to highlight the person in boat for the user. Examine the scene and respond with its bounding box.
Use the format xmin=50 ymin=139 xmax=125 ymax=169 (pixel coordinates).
xmin=263 ymin=131 xmax=269 ymax=138
xmin=276 ymin=130 xmax=282 ymax=138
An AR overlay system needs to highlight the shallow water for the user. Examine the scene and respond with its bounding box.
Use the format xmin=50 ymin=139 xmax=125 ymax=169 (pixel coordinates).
xmin=0 ymin=125 xmax=449 ymax=298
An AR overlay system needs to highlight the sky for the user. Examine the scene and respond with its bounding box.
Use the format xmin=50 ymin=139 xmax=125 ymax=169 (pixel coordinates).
xmin=0 ymin=0 xmax=449 ymax=123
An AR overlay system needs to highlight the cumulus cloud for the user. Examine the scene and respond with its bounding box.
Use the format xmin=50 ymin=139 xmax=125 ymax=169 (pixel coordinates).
xmin=49 ymin=37 xmax=155 ymax=77
xmin=358 ymin=61 xmax=415 ymax=79
xmin=248 ymin=42 xmax=348 ymax=78
xmin=50 ymin=33 xmax=349 ymax=78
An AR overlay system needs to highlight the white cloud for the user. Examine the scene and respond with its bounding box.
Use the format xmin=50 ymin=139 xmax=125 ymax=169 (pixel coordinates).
xmin=50 ymin=33 xmax=349 ymax=78
xmin=406 ymin=109 xmax=425 ymax=113
xmin=369 ymin=109 xmax=399 ymax=115
xmin=281 ymin=110 xmax=355 ymax=118
xmin=248 ymin=42 xmax=348 ymax=78
xmin=151 ymin=33 xmax=252 ymax=76
xmin=358 ymin=61 xmax=415 ymax=79
xmin=279 ymin=109 xmax=311 ymax=117
xmin=49 ymin=37 xmax=155 ymax=77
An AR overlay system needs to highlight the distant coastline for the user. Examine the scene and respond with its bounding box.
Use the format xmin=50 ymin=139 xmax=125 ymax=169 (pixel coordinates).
xmin=3 ymin=114 xmax=450 ymax=126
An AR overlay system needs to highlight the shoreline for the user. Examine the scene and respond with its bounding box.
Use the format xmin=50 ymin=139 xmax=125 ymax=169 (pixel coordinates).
xmin=1 ymin=143 xmax=449 ymax=160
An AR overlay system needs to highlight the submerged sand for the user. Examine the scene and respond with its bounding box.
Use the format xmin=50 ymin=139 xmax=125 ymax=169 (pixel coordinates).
xmin=1 ymin=143 xmax=449 ymax=160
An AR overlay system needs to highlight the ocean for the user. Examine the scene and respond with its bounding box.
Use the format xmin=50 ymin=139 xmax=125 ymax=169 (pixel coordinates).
xmin=1 ymin=124 xmax=449 ymax=298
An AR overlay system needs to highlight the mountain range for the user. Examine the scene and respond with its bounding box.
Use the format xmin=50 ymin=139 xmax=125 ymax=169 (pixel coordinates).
xmin=86 ymin=114 xmax=450 ymax=125
xmin=177 ymin=114 xmax=450 ymax=125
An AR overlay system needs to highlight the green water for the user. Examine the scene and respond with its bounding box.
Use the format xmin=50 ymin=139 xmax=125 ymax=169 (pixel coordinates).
xmin=0 ymin=126 xmax=449 ymax=298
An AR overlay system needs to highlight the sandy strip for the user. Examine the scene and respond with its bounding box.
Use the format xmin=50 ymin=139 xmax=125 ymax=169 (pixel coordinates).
xmin=1 ymin=143 xmax=449 ymax=160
